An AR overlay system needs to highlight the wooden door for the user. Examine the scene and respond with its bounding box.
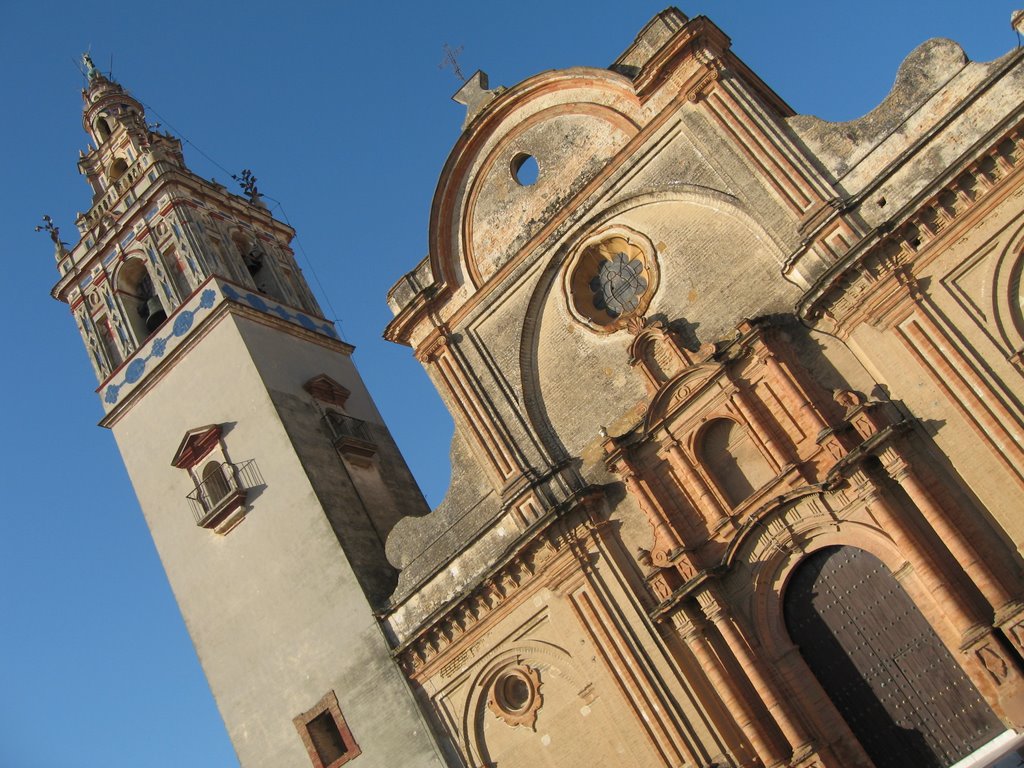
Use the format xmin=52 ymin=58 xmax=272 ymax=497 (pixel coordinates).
xmin=784 ymin=546 xmax=1002 ymax=768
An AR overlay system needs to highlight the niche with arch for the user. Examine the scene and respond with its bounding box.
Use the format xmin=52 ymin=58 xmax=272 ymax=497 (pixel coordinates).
xmin=698 ymin=418 xmax=774 ymax=507
xmin=170 ymin=245 xmax=193 ymax=298
xmin=108 ymin=157 xmax=129 ymax=184
xmin=116 ymin=257 xmax=166 ymax=344
xmin=97 ymin=315 xmax=122 ymax=371
xmin=232 ymin=230 xmax=285 ymax=302
xmin=93 ymin=116 xmax=114 ymax=143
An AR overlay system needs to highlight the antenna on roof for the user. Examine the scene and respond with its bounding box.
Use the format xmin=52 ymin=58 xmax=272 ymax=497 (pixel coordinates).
xmin=72 ymin=54 xmax=87 ymax=82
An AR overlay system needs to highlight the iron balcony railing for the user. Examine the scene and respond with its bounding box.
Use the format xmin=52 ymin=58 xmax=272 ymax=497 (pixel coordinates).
xmin=186 ymin=459 xmax=263 ymax=527
xmin=323 ymin=411 xmax=371 ymax=443
xmin=322 ymin=412 xmax=377 ymax=464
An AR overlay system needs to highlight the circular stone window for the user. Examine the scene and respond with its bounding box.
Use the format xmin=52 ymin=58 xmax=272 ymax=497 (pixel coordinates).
xmin=511 ymin=153 xmax=539 ymax=186
xmin=564 ymin=227 xmax=659 ymax=332
xmin=487 ymin=665 xmax=543 ymax=728
xmin=499 ymin=673 xmax=532 ymax=712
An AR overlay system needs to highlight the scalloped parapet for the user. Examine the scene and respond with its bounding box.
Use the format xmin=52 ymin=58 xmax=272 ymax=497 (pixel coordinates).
xmin=788 ymin=38 xmax=1022 ymax=205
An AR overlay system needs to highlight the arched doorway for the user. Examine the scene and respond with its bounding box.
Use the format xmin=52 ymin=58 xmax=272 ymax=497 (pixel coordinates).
xmin=784 ymin=546 xmax=1003 ymax=768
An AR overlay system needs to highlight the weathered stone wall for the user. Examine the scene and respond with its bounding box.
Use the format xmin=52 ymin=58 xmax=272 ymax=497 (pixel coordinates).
xmin=383 ymin=9 xmax=1024 ymax=768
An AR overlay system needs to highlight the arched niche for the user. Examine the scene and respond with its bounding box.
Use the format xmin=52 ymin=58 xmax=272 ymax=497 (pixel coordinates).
xmin=115 ymin=257 xmax=166 ymax=344
xmin=108 ymin=157 xmax=129 ymax=184
xmin=161 ymin=243 xmax=192 ymax=298
xmin=231 ymin=230 xmax=285 ymax=302
xmin=697 ymin=418 xmax=774 ymax=507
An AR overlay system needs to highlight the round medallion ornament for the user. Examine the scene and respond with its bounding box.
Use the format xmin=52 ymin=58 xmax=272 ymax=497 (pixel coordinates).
xmin=172 ymin=310 xmax=194 ymax=337
xmin=487 ymin=665 xmax=543 ymax=729
xmin=124 ymin=358 xmax=146 ymax=384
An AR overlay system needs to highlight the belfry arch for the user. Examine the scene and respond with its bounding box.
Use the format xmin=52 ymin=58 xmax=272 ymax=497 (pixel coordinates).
xmin=115 ymin=257 xmax=165 ymax=344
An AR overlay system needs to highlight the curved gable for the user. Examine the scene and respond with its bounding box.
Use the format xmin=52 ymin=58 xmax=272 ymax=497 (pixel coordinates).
xmin=429 ymin=68 xmax=643 ymax=295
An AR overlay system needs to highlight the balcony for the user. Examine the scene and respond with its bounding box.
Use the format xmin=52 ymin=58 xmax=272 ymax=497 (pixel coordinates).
xmin=323 ymin=412 xmax=377 ymax=467
xmin=185 ymin=459 xmax=262 ymax=534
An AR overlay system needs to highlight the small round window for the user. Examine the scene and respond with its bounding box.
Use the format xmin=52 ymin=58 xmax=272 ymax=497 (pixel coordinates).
xmin=487 ymin=666 xmax=542 ymax=728
xmin=499 ymin=673 xmax=531 ymax=712
xmin=511 ymin=153 xmax=539 ymax=186
xmin=564 ymin=227 xmax=659 ymax=332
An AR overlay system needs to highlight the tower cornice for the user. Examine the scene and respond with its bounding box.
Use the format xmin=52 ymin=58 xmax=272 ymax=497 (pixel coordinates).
xmin=53 ymin=165 xmax=298 ymax=304
xmin=96 ymin=276 xmax=349 ymax=428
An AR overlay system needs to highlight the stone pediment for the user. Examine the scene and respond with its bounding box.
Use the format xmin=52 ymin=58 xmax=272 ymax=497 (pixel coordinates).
xmin=170 ymin=424 xmax=222 ymax=469
xmin=642 ymin=361 xmax=723 ymax=433
xmin=437 ymin=68 xmax=643 ymax=292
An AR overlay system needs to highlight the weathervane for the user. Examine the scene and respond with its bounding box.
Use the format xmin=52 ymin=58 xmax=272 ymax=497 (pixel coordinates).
xmin=234 ymin=169 xmax=262 ymax=203
xmin=35 ymin=215 xmax=69 ymax=257
xmin=440 ymin=43 xmax=466 ymax=83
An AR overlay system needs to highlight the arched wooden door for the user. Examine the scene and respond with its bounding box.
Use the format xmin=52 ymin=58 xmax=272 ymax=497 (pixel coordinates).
xmin=784 ymin=546 xmax=1003 ymax=768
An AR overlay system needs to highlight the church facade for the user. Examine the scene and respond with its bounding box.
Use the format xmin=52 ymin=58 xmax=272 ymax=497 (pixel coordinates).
xmin=53 ymin=8 xmax=1024 ymax=768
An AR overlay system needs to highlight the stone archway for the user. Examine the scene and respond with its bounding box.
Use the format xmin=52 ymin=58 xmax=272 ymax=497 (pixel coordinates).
xmin=783 ymin=546 xmax=1003 ymax=768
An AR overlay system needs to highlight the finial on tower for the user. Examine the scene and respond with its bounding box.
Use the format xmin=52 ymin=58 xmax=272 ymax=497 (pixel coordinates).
xmin=234 ymin=169 xmax=264 ymax=205
xmin=439 ymin=44 xmax=466 ymax=83
xmin=82 ymin=51 xmax=100 ymax=82
xmin=35 ymin=215 xmax=68 ymax=259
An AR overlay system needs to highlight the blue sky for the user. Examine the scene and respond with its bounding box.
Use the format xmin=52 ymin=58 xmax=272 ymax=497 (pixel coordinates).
xmin=1 ymin=2 xmax=1020 ymax=766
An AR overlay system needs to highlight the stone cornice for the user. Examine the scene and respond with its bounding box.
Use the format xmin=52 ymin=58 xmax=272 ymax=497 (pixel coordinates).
xmin=97 ymin=277 xmax=348 ymax=428
xmin=798 ymin=119 xmax=1024 ymax=328
xmin=388 ymin=488 xmax=604 ymax=674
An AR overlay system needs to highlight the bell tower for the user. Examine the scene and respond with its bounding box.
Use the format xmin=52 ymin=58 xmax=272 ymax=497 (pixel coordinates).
xmin=51 ymin=57 xmax=448 ymax=768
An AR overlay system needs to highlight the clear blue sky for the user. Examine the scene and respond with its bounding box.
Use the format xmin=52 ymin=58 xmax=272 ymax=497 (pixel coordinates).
xmin=1 ymin=2 xmax=1019 ymax=766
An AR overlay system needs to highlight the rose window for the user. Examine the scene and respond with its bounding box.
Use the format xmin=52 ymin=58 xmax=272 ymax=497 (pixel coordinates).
xmin=590 ymin=251 xmax=648 ymax=317
xmin=564 ymin=228 xmax=658 ymax=332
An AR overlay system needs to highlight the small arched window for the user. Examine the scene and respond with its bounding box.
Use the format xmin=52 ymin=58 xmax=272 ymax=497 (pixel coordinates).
xmin=699 ymin=418 xmax=775 ymax=507
xmin=93 ymin=117 xmax=113 ymax=143
xmin=202 ymin=461 xmax=231 ymax=505
xmin=108 ymin=157 xmax=129 ymax=184
xmin=232 ymin=231 xmax=284 ymax=301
